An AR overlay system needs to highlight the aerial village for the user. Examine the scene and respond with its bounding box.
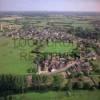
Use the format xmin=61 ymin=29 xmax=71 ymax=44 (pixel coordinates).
xmin=0 ymin=14 xmax=100 ymax=99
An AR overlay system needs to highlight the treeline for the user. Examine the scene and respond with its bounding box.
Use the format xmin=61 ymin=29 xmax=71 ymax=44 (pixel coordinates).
xmin=0 ymin=74 xmax=100 ymax=97
xmin=0 ymin=75 xmax=27 ymax=97
xmin=0 ymin=74 xmax=67 ymax=97
xmin=31 ymin=74 xmax=66 ymax=91
xmin=31 ymin=74 xmax=100 ymax=91
xmin=70 ymin=27 xmax=100 ymax=40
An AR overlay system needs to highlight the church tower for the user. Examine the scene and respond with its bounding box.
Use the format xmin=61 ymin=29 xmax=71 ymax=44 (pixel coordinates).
xmin=0 ymin=24 xmax=3 ymax=31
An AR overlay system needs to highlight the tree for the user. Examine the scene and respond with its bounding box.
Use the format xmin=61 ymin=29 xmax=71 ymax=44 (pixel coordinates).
xmin=0 ymin=74 xmax=27 ymax=97
xmin=73 ymin=81 xmax=84 ymax=89
xmin=52 ymin=74 xmax=64 ymax=90
xmin=98 ymin=81 xmax=100 ymax=89
xmin=32 ymin=74 xmax=53 ymax=91
xmin=83 ymin=82 xmax=92 ymax=89
xmin=14 ymin=75 xmax=27 ymax=93
xmin=66 ymin=79 xmax=73 ymax=91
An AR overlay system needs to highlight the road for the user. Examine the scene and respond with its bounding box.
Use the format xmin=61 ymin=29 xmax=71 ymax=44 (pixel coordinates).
xmin=40 ymin=61 xmax=77 ymax=75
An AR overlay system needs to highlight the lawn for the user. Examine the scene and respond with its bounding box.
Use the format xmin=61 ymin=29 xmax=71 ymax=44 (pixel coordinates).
xmin=0 ymin=36 xmax=36 ymax=74
xmin=42 ymin=42 xmax=76 ymax=54
xmin=9 ymin=90 xmax=100 ymax=100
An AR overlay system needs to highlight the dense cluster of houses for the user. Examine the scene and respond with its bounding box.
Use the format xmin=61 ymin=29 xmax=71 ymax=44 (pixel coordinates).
xmin=4 ymin=26 xmax=75 ymax=43
xmin=67 ymin=60 xmax=92 ymax=75
xmin=0 ymin=23 xmax=21 ymax=31
xmin=37 ymin=54 xmax=93 ymax=76
xmin=38 ymin=55 xmax=69 ymax=74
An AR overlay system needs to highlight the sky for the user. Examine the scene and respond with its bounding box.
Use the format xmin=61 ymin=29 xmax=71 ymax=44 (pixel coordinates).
xmin=0 ymin=0 xmax=100 ymax=12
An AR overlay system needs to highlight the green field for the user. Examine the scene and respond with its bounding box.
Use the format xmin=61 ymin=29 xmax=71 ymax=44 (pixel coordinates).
xmin=0 ymin=37 xmax=76 ymax=74
xmin=0 ymin=36 xmax=36 ymax=74
xmin=8 ymin=90 xmax=100 ymax=100
xmin=42 ymin=42 xmax=76 ymax=53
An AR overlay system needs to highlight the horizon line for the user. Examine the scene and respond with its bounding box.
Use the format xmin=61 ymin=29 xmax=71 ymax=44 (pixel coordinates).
xmin=0 ymin=10 xmax=100 ymax=13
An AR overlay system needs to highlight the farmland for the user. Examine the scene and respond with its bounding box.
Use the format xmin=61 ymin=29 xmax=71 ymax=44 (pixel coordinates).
xmin=0 ymin=36 xmax=36 ymax=74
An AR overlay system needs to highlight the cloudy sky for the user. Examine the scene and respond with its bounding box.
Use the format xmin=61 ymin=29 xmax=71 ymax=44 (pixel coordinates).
xmin=0 ymin=0 xmax=100 ymax=12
